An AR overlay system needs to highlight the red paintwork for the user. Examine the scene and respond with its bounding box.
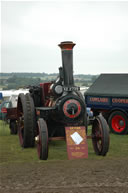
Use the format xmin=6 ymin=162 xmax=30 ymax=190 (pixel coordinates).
xmin=1 ymin=107 xmax=7 ymax=113
xmin=58 ymin=42 xmax=75 ymax=50
xmin=63 ymin=99 xmax=81 ymax=118
xmin=65 ymin=126 xmax=88 ymax=160
xmin=40 ymin=82 xmax=52 ymax=106
xmin=7 ymin=108 xmax=17 ymax=119
xmin=112 ymin=115 xmax=126 ymax=133
xmin=18 ymin=128 xmax=23 ymax=146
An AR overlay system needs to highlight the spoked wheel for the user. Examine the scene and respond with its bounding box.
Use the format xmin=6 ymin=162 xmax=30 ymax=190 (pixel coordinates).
xmin=108 ymin=111 xmax=128 ymax=135
xmin=17 ymin=93 xmax=36 ymax=148
xmin=92 ymin=115 xmax=109 ymax=156
xmin=37 ymin=118 xmax=48 ymax=160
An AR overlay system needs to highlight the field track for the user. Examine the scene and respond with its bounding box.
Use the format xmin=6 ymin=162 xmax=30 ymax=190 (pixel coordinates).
xmin=0 ymin=121 xmax=128 ymax=193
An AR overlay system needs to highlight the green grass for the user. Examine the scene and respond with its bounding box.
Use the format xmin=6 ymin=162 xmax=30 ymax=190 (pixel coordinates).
xmin=0 ymin=120 xmax=128 ymax=165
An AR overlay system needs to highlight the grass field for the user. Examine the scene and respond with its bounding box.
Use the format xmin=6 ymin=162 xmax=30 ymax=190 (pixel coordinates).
xmin=0 ymin=120 xmax=128 ymax=165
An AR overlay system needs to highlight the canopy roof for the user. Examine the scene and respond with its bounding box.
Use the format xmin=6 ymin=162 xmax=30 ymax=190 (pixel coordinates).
xmin=85 ymin=74 xmax=128 ymax=97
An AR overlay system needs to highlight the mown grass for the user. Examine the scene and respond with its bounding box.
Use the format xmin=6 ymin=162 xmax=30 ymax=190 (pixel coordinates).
xmin=0 ymin=120 xmax=128 ymax=165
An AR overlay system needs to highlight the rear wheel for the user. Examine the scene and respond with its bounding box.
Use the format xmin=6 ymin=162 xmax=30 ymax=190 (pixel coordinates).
xmin=108 ymin=111 xmax=128 ymax=135
xmin=17 ymin=93 xmax=36 ymax=148
xmin=92 ymin=115 xmax=109 ymax=156
xmin=37 ymin=118 xmax=48 ymax=160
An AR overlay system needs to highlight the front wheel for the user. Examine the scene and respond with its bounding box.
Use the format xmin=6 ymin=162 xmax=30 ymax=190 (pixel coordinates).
xmin=108 ymin=111 xmax=128 ymax=135
xmin=92 ymin=115 xmax=110 ymax=156
xmin=37 ymin=118 xmax=49 ymax=160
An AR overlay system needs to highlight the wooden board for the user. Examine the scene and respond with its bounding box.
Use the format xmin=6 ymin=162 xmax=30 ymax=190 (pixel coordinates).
xmin=65 ymin=126 xmax=88 ymax=160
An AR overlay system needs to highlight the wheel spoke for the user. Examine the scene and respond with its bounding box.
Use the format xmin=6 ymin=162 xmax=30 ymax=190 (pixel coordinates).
xmin=92 ymin=115 xmax=109 ymax=156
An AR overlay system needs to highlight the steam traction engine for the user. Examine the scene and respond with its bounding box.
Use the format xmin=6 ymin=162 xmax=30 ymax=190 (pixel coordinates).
xmin=17 ymin=41 xmax=109 ymax=160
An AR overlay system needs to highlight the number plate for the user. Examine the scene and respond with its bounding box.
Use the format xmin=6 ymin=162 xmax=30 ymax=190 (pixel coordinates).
xmin=63 ymin=86 xmax=80 ymax=92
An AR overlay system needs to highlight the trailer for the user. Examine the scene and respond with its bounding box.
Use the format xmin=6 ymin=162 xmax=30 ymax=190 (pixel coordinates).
xmin=85 ymin=74 xmax=128 ymax=135
xmin=1 ymin=92 xmax=28 ymax=134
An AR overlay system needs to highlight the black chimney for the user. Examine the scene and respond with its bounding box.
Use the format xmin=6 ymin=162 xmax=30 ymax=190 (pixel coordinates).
xmin=58 ymin=41 xmax=75 ymax=87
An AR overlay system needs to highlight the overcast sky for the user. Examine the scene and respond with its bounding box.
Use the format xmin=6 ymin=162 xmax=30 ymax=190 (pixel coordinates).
xmin=1 ymin=0 xmax=128 ymax=74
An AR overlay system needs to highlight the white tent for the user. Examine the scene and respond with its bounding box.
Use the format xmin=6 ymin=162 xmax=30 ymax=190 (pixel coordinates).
xmin=0 ymin=89 xmax=29 ymax=98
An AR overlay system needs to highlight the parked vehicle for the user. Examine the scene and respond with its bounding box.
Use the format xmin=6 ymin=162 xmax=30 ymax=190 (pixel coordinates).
xmin=0 ymin=101 xmax=10 ymax=121
xmin=17 ymin=41 xmax=109 ymax=160
xmin=0 ymin=95 xmax=18 ymax=134
xmin=85 ymin=73 xmax=128 ymax=135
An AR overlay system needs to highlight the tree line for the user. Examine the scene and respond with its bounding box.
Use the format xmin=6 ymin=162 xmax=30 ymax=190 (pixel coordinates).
xmin=0 ymin=73 xmax=99 ymax=90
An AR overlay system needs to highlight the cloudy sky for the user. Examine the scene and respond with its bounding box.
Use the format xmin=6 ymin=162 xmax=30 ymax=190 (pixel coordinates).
xmin=1 ymin=0 xmax=128 ymax=74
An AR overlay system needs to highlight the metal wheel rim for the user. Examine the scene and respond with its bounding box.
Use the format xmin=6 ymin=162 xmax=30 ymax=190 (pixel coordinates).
xmin=37 ymin=126 xmax=42 ymax=158
xmin=36 ymin=120 xmax=48 ymax=159
xmin=112 ymin=115 xmax=125 ymax=133
xmin=93 ymin=118 xmax=103 ymax=152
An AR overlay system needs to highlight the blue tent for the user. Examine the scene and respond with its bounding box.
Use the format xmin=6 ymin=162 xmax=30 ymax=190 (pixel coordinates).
xmin=0 ymin=93 xmax=3 ymax=99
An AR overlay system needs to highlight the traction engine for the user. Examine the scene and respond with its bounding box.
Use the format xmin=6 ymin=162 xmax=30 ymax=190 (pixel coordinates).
xmin=17 ymin=41 xmax=109 ymax=160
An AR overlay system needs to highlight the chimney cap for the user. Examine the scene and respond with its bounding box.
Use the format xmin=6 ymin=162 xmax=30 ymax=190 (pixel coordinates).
xmin=58 ymin=41 xmax=76 ymax=50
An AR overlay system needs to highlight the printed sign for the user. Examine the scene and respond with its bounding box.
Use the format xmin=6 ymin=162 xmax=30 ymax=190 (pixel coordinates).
xmin=112 ymin=98 xmax=128 ymax=107
xmin=65 ymin=126 xmax=88 ymax=160
xmin=87 ymin=96 xmax=110 ymax=106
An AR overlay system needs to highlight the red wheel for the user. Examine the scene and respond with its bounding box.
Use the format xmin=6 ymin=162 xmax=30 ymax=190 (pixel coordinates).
xmin=92 ymin=115 xmax=109 ymax=156
xmin=108 ymin=111 xmax=128 ymax=135
xmin=37 ymin=118 xmax=48 ymax=160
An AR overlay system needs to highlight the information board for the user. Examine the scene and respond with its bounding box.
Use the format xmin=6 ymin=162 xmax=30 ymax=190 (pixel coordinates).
xmin=65 ymin=126 xmax=88 ymax=160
